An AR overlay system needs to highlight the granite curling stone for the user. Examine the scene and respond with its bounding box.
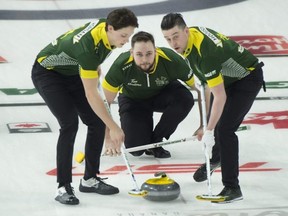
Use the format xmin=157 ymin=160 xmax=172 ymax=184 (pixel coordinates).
xmin=141 ymin=172 xmax=180 ymax=201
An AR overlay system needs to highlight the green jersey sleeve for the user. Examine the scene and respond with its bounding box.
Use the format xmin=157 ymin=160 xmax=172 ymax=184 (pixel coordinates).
xmin=158 ymin=47 xmax=194 ymax=86
xmin=185 ymin=27 xmax=259 ymax=88
xmin=37 ymin=20 xmax=113 ymax=78
xmin=102 ymin=51 xmax=130 ymax=93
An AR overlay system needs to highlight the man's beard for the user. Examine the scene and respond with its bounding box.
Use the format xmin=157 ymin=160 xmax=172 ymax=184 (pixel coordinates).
xmin=136 ymin=62 xmax=155 ymax=73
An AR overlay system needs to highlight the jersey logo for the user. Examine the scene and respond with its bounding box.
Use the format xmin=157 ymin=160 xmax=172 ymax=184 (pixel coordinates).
xmin=155 ymin=76 xmax=168 ymax=86
xmin=122 ymin=63 xmax=133 ymax=71
xmin=73 ymin=21 xmax=97 ymax=44
xmin=199 ymin=27 xmax=223 ymax=48
xmin=205 ymin=70 xmax=217 ymax=78
xmin=238 ymin=45 xmax=245 ymax=53
xmin=128 ymin=79 xmax=142 ymax=87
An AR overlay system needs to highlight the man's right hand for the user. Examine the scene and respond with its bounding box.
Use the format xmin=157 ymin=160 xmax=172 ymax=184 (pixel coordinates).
xmin=104 ymin=126 xmax=124 ymax=156
xmin=202 ymin=130 xmax=215 ymax=159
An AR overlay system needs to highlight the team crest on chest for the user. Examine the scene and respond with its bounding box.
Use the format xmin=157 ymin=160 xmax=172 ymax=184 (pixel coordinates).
xmin=155 ymin=76 xmax=169 ymax=86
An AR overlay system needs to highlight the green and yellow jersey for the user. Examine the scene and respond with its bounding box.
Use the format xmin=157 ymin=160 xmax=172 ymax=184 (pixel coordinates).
xmin=184 ymin=27 xmax=259 ymax=88
xmin=103 ymin=47 xmax=194 ymax=99
xmin=37 ymin=19 xmax=114 ymax=79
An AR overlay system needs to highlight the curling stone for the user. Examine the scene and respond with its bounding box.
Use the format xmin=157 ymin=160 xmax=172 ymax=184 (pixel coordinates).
xmin=141 ymin=172 xmax=180 ymax=201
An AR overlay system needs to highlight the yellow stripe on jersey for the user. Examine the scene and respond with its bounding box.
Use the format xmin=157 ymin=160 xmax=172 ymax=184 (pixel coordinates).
xmin=192 ymin=28 xmax=205 ymax=56
xmin=157 ymin=48 xmax=172 ymax=61
xmin=125 ymin=55 xmax=134 ymax=64
xmin=149 ymin=52 xmax=159 ymax=74
xmin=183 ymin=28 xmax=204 ymax=58
xmin=207 ymin=74 xmax=224 ymax=88
xmin=247 ymin=66 xmax=256 ymax=71
xmin=37 ymin=56 xmax=54 ymax=70
xmin=80 ymin=68 xmax=99 ymax=79
xmin=102 ymin=79 xmax=119 ymax=93
xmin=185 ymin=76 xmax=195 ymax=87
xmin=91 ymin=22 xmax=113 ymax=50
xmin=37 ymin=56 xmax=46 ymax=63
xmin=147 ymin=48 xmax=172 ymax=74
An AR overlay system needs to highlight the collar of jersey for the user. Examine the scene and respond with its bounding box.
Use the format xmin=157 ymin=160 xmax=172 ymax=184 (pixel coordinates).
xmin=183 ymin=28 xmax=204 ymax=58
xmin=91 ymin=22 xmax=113 ymax=50
xmin=148 ymin=48 xmax=159 ymax=74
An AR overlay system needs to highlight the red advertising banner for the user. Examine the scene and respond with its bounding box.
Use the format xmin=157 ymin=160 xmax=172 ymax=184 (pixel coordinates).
xmin=229 ymin=35 xmax=288 ymax=56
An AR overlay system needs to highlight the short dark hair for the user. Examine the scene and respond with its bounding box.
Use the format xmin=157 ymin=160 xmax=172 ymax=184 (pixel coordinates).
xmin=160 ymin=13 xmax=187 ymax=30
xmin=106 ymin=8 xmax=139 ymax=31
xmin=131 ymin=31 xmax=155 ymax=48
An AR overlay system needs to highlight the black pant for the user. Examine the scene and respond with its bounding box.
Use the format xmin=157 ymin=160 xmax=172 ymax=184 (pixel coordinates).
xmin=31 ymin=61 xmax=105 ymax=184
xmin=209 ymin=65 xmax=264 ymax=188
xmin=118 ymin=81 xmax=194 ymax=156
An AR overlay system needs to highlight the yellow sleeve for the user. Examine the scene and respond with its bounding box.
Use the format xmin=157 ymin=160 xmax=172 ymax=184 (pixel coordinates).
xmin=80 ymin=68 xmax=99 ymax=79
xmin=102 ymin=79 xmax=119 ymax=93
xmin=185 ymin=76 xmax=195 ymax=87
xmin=207 ymin=74 xmax=224 ymax=88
